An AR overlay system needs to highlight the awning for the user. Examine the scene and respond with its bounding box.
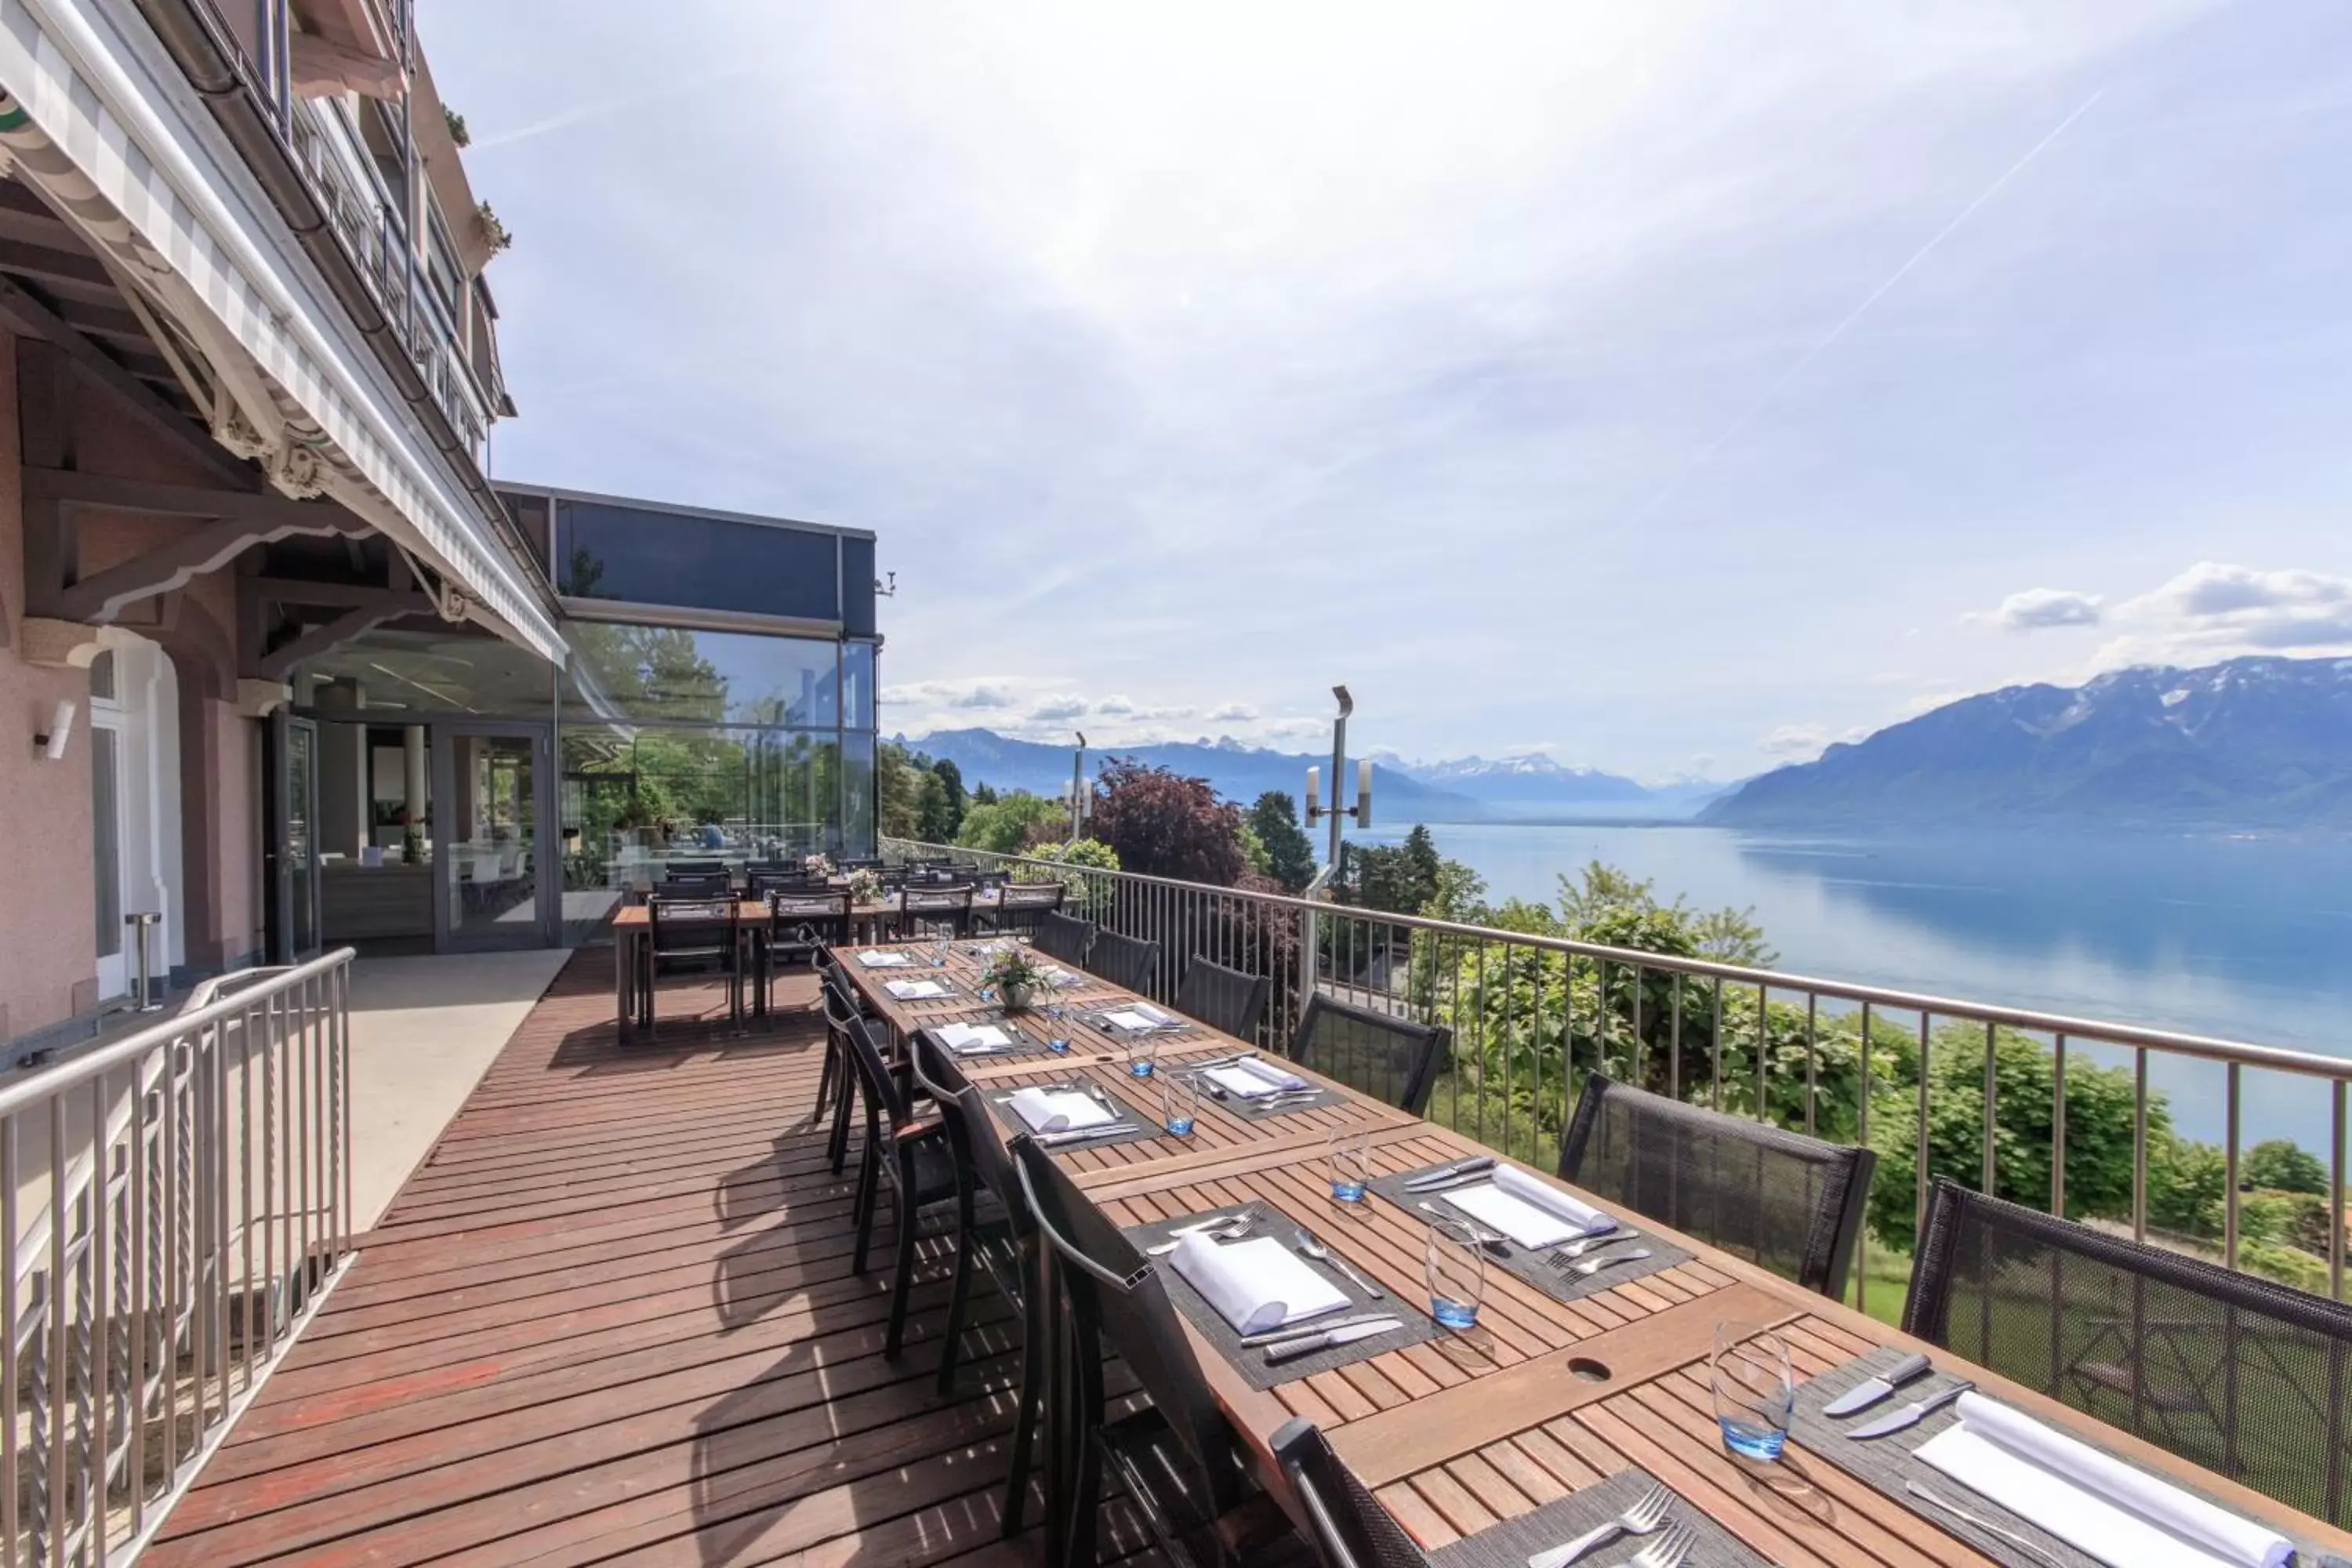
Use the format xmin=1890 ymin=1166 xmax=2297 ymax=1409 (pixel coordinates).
xmin=0 ymin=0 xmax=564 ymax=662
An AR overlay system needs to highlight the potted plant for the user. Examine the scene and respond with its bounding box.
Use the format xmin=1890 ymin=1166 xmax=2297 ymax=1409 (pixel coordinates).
xmin=803 ymin=852 xmax=837 ymax=880
xmin=848 ymin=868 xmax=885 ymax=905
xmin=983 ymin=947 xmax=1047 ymax=1013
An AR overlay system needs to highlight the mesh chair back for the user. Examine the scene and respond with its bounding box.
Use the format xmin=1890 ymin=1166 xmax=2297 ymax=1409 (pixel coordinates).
xmin=1012 ymin=1137 xmax=1247 ymax=1516
xmin=770 ymin=888 xmax=851 ymax=941
xmin=1035 ymin=910 xmax=1096 ymax=967
xmin=1174 ymin=957 xmax=1271 ymax=1042
xmin=1289 ymin=996 xmax=1450 ymax=1115
xmin=1088 ymin=930 xmax=1160 ymax=994
xmin=648 ymin=898 xmax=735 ymax=960
xmin=749 ymin=869 xmax=824 ymax=898
xmin=1559 ymin=1073 xmax=1874 ymax=1297
xmin=900 ymin=885 xmax=975 ymax=916
xmin=1272 ymin=1419 xmax=1431 ymax=1568
xmin=1907 ymin=1178 xmax=2352 ymax=1526
xmin=911 ymin=1033 xmax=1033 ymax=1243
xmin=662 ymin=872 xmax=731 ymax=899
xmin=999 ymin=882 xmax=1067 ymax=910
xmin=667 ymin=858 xmax=724 ymax=876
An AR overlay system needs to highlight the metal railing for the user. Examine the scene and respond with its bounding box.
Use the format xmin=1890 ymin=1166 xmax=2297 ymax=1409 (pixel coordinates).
xmin=2 ymin=949 xmax=354 ymax=1565
xmin=884 ymin=838 xmax=2352 ymax=1313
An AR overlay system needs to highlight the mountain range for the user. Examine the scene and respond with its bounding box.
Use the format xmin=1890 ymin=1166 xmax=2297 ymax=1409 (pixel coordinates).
xmin=1704 ymin=655 xmax=2352 ymax=829
xmin=898 ymin=730 xmax=1719 ymax=824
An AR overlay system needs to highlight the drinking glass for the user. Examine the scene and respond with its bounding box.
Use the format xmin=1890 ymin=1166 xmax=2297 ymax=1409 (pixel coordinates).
xmin=1043 ymin=1001 xmax=1071 ymax=1054
xmin=931 ymin=923 xmax=953 ymax=967
xmin=1327 ymin=1127 xmax=1372 ymax=1203
xmin=1126 ymin=1033 xmax=1160 ymax=1078
xmin=1711 ymin=1323 xmax=1795 ymax=1461
xmin=1160 ymin=1071 xmax=1200 ymax=1137
xmin=1425 ymin=1218 xmax=1486 ymax=1330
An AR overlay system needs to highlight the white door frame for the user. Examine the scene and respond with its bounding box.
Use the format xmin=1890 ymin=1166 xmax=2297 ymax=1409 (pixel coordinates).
xmin=88 ymin=631 xmax=184 ymax=1002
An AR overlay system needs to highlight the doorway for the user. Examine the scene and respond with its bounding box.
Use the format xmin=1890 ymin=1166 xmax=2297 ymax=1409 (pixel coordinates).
xmin=265 ymin=711 xmax=323 ymax=964
xmin=433 ymin=723 xmax=556 ymax=951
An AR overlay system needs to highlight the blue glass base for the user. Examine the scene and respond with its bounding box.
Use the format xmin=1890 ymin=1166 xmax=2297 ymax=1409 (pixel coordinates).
xmin=1330 ymin=1181 xmax=1366 ymax=1203
xmin=1130 ymin=1063 xmax=1155 ymax=1078
xmin=1432 ymin=1297 xmax=1479 ymax=1330
xmin=1719 ymin=1417 xmax=1788 ymax=1461
xmin=1165 ymin=1118 xmax=1195 ymax=1137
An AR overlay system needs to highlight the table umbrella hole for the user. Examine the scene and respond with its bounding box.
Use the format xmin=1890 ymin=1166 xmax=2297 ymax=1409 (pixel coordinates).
xmin=1569 ymin=1358 xmax=1612 ymax=1383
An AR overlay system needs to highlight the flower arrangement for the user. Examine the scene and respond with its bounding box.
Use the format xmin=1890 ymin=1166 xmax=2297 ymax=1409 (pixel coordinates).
xmin=848 ymin=868 xmax=885 ymax=905
xmin=803 ymin=853 xmax=836 ymax=879
xmin=982 ymin=947 xmax=1048 ymax=1011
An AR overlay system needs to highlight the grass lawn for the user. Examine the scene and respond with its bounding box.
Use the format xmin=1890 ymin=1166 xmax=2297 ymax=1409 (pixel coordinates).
xmin=1845 ymin=1243 xmax=1914 ymax=1330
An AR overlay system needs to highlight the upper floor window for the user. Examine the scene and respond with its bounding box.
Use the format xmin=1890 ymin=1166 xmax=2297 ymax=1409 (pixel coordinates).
xmin=552 ymin=496 xmax=859 ymax=626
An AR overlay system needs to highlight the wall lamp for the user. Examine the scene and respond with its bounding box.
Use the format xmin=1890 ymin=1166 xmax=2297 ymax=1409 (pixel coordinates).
xmin=34 ymin=699 xmax=75 ymax=761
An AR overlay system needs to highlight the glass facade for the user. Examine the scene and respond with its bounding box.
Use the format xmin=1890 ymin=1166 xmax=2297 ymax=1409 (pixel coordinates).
xmin=283 ymin=485 xmax=882 ymax=951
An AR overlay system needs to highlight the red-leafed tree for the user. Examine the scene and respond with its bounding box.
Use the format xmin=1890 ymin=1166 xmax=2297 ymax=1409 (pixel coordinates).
xmin=1088 ymin=759 xmax=1249 ymax=886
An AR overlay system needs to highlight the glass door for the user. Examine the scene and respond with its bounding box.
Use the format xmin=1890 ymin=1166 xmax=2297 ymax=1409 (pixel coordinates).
xmin=266 ymin=712 xmax=323 ymax=963
xmin=434 ymin=723 xmax=556 ymax=950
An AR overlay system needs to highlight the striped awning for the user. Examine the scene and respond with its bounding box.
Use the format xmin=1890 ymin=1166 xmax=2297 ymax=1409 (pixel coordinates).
xmin=0 ymin=0 xmax=563 ymax=662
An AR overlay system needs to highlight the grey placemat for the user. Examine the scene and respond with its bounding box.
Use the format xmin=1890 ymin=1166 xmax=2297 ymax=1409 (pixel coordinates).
xmin=985 ymin=1080 xmax=1163 ymax=1152
xmin=1185 ymin=1060 xmax=1346 ymax=1121
xmin=1791 ymin=1346 xmax=2350 ymax=1568
xmin=1367 ymin=1163 xmax=1691 ymax=1306
xmin=920 ymin=1012 xmax=1062 ymax=1059
xmin=1123 ymin=1207 xmax=1449 ymax=1390
xmin=1428 ymin=1466 xmax=1770 ymax=1568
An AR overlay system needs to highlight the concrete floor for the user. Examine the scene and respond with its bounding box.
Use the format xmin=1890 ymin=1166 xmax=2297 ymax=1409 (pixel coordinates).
xmin=347 ymin=948 xmax=571 ymax=1231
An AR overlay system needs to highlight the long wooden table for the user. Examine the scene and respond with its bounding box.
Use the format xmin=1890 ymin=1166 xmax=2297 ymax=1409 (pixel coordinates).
xmin=838 ymin=940 xmax=2352 ymax=1566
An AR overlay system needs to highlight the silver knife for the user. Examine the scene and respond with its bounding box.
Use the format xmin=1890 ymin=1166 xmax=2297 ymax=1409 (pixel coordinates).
xmin=1240 ymin=1313 xmax=1399 ymax=1348
xmin=1264 ymin=1318 xmax=1404 ymax=1365
xmin=1824 ymin=1352 xmax=1934 ymax=1417
xmin=1036 ymin=1122 xmax=1138 ymax=1147
xmin=1406 ymin=1156 xmax=1497 ymax=1191
xmin=1846 ymin=1380 xmax=1973 ymax=1439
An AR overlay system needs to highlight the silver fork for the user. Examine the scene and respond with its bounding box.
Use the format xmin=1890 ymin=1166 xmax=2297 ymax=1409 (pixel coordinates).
xmin=1564 ymin=1247 xmax=1653 ymax=1279
xmin=1547 ymin=1229 xmax=1635 ymax=1269
xmin=1524 ymin=1483 xmax=1671 ymax=1568
xmin=1631 ymin=1523 xmax=1697 ymax=1568
xmin=1147 ymin=1210 xmax=1259 ymax=1256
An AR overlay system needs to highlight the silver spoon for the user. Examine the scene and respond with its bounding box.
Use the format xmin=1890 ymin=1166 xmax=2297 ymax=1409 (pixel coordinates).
xmin=1294 ymin=1228 xmax=1382 ymax=1298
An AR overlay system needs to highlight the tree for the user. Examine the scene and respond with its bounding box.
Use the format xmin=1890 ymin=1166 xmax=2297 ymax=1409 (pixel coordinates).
xmin=1556 ymin=861 xmax=1776 ymax=966
xmin=971 ymin=782 xmax=999 ymax=807
xmin=1088 ymin=759 xmax=1248 ymax=884
xmin=877 ymin=742 xmax=922 ymax=840
xmin=956 ymin=791 xmax=1065 ymax=854
xmin=914 ymin=772 xmax=954 ymax=843
xmin=1248 ymin=791 xmax=1317 ymax=892
xmin=2245 ymin=1139 xmax=2328 ymax=1196
xmin=931 ymin=759 xmax=967 ymax=840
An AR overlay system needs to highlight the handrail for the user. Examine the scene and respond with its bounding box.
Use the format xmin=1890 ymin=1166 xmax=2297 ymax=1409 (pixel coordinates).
xmin=887 ymin=840 xmax=2342 ymax=1080
xmin=0 ymin=948 xmax=353 ymax=1119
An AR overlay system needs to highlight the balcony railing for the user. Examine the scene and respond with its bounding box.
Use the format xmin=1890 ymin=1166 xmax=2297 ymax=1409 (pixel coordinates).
xmin=0 ymin=950 xmax=354 ymax=1566
xmin=883 ymin=837 xmax=2352 ymax=1316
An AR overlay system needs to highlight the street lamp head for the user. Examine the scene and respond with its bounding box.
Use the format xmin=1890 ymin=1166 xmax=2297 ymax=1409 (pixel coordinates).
xmin=1332 ymin=684 xmax=1353 ymax=719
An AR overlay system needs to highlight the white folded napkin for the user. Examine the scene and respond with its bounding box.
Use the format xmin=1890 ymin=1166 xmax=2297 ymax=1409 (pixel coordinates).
xmin=1916 ymin=1394 xmax=2291 ymax=1568
xmin=1132 ymin=1002 xmax=1177 ymax=1025
xmin=857 ymin=950 xmax=913 ymax=968
xmin=1167 ymin=1232 xmax=1351 ymax=1334
xmin=1103 ymin=1007 xmax=1174 ymax=1032
xmin=1205 ymin=1059 xmax=1310 ymax=1098
xmin=1442 ymin=1167 xmax=1613 ymax=1247
xmin=938 ymin=1022 xmax=1014 ymax=1054
xmin=1045 ymin=967 xmax=1083 ymax=988
xmin=1005 ymin=1087 xmax=1113 ymax=1134
xmin=885 ymin=978 xmax=949 ymax=1000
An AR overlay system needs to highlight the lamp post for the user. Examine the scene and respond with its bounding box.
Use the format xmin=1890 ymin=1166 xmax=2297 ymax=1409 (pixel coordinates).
xmin=1069 ymin=731 xmax=1088 ymax=841
xmin=1303 ymin=685 xmax=1372 ymax=866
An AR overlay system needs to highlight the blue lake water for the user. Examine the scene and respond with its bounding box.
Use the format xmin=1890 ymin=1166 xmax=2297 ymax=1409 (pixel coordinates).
xmin=1355 ymin=823 xmax=2352 ymax=1151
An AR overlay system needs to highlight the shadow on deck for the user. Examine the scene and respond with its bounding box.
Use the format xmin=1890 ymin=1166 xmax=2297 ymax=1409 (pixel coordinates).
xmin=144 ymin=950 xmax=1163 ymax=1568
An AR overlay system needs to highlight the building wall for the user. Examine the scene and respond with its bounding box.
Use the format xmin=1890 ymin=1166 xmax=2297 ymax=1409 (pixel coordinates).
xmin=0 ymin=329 xmax=100 ymax=1040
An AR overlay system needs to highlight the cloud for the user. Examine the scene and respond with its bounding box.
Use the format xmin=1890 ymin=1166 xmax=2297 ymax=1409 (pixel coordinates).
xmin=953 ymin=684 xmax=1019 ymax=710
xmin=1205 ymin=702 xmax=1258 ymax=722
xmin=2092 ymin=562 xmax=2352 ymax=668
xmin=1094 ymin=694 xmax=1135 ymax=715
xmin=1985 ymin=587 xmax=2104 ymax=630
xmin=1757 ymin=724 xmax=1831 ymax=760
xmin=1029 ymin=694 xmax=1088 ymax=721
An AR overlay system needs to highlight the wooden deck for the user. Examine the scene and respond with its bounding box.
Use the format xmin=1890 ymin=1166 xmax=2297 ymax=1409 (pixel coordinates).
xmin=145 ymin=953 xmax=1163 ymax=1568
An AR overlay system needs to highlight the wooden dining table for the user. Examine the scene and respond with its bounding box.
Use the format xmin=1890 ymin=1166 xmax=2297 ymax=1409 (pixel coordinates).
xmin=833 ymin=935 xmax=2352 ymax=1566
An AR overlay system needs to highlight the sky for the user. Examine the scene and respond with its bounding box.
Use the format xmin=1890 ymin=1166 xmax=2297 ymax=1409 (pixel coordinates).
xmin=426 ymin=2 xmax=2352 ymax=782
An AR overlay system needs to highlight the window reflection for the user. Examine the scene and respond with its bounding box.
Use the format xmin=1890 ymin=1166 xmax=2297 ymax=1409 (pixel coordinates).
xmin=563 ymin=622 xmax=840 ymax=726
xmin=555 ymin=499 xmax=842 ymax=622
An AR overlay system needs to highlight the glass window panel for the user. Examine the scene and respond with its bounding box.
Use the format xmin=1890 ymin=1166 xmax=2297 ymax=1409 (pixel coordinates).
xmin=841 ymin=535 xmax=877 ymax=637
xmin=555 ymin=499 xmax=842 ymax=622
xmin=842 ymin=731 xmax=876 ymax=855
xmin=92 ymin=725 xmax=121 ymax=958
xmin=842 ymin=641 xmax=875 ymax=729
xmin=562 ymin=622 xmax=840 ymax=726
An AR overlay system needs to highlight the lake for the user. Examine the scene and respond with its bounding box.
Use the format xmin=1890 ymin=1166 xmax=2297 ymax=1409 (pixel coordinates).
xmin=1355 ymin=822 xmax=2352 ymax=1150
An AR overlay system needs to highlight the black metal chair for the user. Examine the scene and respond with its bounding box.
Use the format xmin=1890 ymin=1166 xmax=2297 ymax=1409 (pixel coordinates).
xmin=1287 ymin=995 xmax=1449 ymax=1116
xmin=1906 ymin=1177 xmax=2352 ymax=1526
xmin=1559 ymin=1073 xmax=1874 ymax=1298
xmin=666 ymin=858 xmax=725 ymax=877
xmin=1087 ymin=930 xmax=1161 ymax=995
xmin=641 ymin=897 xmax=740 ymax=1035
xmin=835 ymin=996 xmax=956 ymax=1360
xmin=1174 ymin=957 xmax=1272 ymax=1043
xmin=748 ymin=867 xmax=824 ymax=899
xmin=1035 ymin=909 xmax=1096 ymax=968
xmin=898 ymin=883 xmax=976 ymax=939
xmin=1013 ymin=1138 xmax=1301 ymax=1568
xmin=758 ymin=890 xmax=851 ymax=1014
xmin=989 ymin=880 xmax=1068 ymax=938
xmin=1273 ymin=1419 xmax=1430 ymax=1568
xmin=661 ymin=871 xmax=731 ymax=900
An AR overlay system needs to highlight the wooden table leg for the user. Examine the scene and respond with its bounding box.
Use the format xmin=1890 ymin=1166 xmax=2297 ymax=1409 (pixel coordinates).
xmin=616 ymin=928 xmax=638 ymax=1044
